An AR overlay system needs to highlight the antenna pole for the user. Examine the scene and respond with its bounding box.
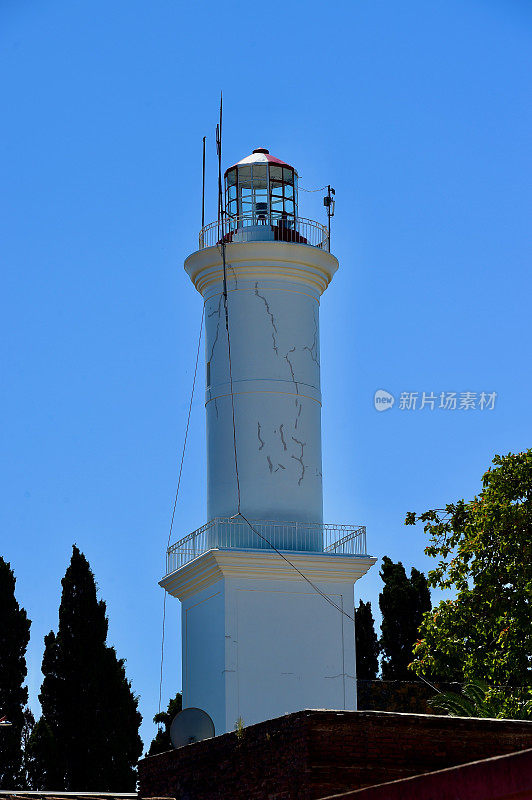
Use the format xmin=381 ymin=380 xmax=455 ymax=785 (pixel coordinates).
xmin=216 ymin=125 xmax=220 ymax=227
xmin=202 ymin=136 xmax=206 ymax=229
xmin=327 ymin=184 xmax=331 ymax=252
xmin=323 ymin=184 xmax=335 ymax=252
xmin=216 ymin=93 xmax=228 ymax=308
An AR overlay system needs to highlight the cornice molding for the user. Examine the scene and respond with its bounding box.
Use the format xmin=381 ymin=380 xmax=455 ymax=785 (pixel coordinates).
xmin=184 ymin=242 xmax=339 ymax=297
xmin=160 ymin=548 xmax=376 ymax=600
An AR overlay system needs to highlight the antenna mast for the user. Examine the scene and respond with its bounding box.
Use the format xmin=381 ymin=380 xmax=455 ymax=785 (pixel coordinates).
xmin=323 ymin=185 xmax=336 ymax=252
xmin=202 ymin=136 xmax=206 ymax=229
xmin=216 ymin=93 xmax=229 ymax=312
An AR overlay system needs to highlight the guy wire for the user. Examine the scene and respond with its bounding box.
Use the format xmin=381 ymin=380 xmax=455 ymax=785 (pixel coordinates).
xmin=234 ymin=512 xmax=355 ymax=622
xmin=299 ymin=184 xmax=328 ymax=193
xmin=213 ymin=125 xmax=357 ymax=628
xmin=157 ymin=303 xmax=205 ymax=722
xmin=216 ymin=94 xmax=241 ymax=511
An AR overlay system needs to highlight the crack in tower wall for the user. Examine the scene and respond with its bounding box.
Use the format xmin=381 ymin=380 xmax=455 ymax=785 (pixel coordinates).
xmin=203 ymin=280 xmax=324 ymax=523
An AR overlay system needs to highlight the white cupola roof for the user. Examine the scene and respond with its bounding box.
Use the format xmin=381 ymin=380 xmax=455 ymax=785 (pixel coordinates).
xmin=227 ymin=147 xmax=296 ymax=173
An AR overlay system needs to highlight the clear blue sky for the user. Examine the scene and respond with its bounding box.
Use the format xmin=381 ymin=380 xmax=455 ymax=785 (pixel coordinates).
xmin=1 ymin=0 xmax=531 ymax=748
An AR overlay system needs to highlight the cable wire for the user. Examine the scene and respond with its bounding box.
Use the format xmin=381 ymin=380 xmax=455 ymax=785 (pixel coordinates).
xmin=234 ymin=511 xmax=441 ymax=692
xmin=180 ymin=107 xmax=379 ymax=682
xmin=299 ymin=184 xmax=328 ymax=193
xmin=216 ymin=99 xmax=241 ymax=512
xmin=213 ymin=200 xmax=359 ymax=626
xmin=234 ymin=512 xmax=355 ymax=622
xmin=157 ymin=304 xmax=205 ymax=722
xmin=211 ymin=120 xmax=359 ymax=626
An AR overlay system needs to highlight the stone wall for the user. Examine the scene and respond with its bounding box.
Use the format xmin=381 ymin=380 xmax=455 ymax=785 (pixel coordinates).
xmin=138 ymin=709 xmax=532 ymax=800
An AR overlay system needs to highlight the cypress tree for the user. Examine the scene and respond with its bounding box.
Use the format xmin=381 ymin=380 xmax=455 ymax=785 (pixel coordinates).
xmin=0 ymin=556 xmax=31 ymax=788
xmin=147 ymin=691 xmax=182 ymax=756
xmin=25 ymin=718 xmax=61 ymax=790
xmin=32 ymin=545 xmax=142 ymax=790
xmin=19 ymin=708 xmax=35 ymax=789
xmin=355 ymin=600 xmax=379 ymax=679
xmin=379 ymin=556 xmax=431 ymax=680
xmin=409 ymin=566 xmax=432 ymax=648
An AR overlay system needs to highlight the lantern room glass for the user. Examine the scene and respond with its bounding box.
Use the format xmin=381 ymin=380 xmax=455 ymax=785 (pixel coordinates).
xmin=224 ymin=163 xmax=298 ymax=228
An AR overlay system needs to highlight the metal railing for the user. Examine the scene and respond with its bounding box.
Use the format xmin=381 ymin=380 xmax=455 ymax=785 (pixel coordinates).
xmin=198 ymin=215 xmax=329 ymax=251
xmin=165 ymin=518 xmax=367 ymax=574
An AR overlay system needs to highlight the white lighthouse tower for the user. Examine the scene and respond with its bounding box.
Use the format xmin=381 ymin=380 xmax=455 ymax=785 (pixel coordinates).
xmin=161 ymin=147 xmax=375 ymax=735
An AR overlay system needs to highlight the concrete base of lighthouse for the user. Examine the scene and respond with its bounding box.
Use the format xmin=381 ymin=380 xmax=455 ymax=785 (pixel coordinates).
xmin=160 ymin=548 xmax=376 ymax=735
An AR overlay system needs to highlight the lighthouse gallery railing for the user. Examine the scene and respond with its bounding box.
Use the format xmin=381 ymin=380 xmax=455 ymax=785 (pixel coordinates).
xmin=198 ymin=215 xmax=329 ymax=250
xmin=165 ymin=519 xmax=367 ymax=575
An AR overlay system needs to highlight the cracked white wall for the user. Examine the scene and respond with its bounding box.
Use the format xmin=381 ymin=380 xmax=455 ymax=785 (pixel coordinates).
xmin=175 ymin=241 xmax=377 ymax=733
xmin=204 ymin=273 xmax=324 ymax=529
xmin=181 ymin=574 xmax=356 ymax=733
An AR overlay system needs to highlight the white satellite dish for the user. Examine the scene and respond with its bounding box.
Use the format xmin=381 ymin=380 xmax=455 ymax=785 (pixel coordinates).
xmin=170 ymin=707 xmax=215 ymax=748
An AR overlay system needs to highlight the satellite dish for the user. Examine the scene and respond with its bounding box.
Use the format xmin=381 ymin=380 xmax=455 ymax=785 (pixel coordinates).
xmin=170 ymin=707 xmax=215 ymax=748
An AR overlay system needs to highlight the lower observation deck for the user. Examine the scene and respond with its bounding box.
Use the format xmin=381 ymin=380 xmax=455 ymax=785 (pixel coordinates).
xmin=165 ymin=518 xmax=368 ymax=577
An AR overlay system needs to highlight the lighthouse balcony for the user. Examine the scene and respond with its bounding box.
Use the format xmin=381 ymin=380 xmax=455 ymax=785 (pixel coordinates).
xmin=165 ymin=518 xmax=367 ymax=576
xmin=198 ymin=215 xmax=329 ymax=251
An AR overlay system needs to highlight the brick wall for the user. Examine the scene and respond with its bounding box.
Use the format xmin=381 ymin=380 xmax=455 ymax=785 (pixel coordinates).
xmin=139 ymin=712 xmax=310 ymax=800
xmin=138 ymin=710 xmax=532 ymax=800
xmin=306 ymin=711 xmax=532 ymax=798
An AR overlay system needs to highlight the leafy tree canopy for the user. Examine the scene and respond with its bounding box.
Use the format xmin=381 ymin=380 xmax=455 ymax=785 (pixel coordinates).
xmin=29 ymin=545 xmax=142 ymax=790
xmin=0 ymin=556 xmax=31 ymax=788
xmin=406 ymin=450 xmax=532 ymax=706
xmin=379 ymin=556 xmax=431 ymax=680
xmin=355 ymin=601 xmax=379 ymax=680
xmin=147 ymin=691 xmax=182 ymax=756
xmin=430 ymin=681 xmax=532 ymax=720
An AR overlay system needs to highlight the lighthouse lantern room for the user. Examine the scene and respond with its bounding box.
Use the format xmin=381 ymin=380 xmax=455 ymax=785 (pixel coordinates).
xmin=225 ymin=147 xmax=297 ymax=235
xmin=160 ymin=146 xmax=375 ymax=735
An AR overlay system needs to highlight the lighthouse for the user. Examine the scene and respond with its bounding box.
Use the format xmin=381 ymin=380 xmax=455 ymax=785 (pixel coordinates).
xmin=160 ymin=147 xmax=375 ymax=735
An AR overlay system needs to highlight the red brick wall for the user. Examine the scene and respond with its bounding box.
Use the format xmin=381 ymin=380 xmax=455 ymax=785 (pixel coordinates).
xmin=138 ymin=710 xmax=532 ymax=800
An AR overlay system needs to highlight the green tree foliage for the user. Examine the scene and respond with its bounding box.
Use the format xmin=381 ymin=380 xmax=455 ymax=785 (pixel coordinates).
xmin=28 ymin=545 xmax=142 ymax=790
xmin=406 ymin=450 xmax=532 ymax=711
xmin=147 ymin=691 xmax=182 ymax=756
xmin=379 ymin=556 xmax=431 ymax=680
xmin=355 ymin=601 xmax=379 ymax=679
xmin=0 ymin=556 xmax=31 ymax=788
xmin=430 ymin=681 xmax=532 ymax=720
